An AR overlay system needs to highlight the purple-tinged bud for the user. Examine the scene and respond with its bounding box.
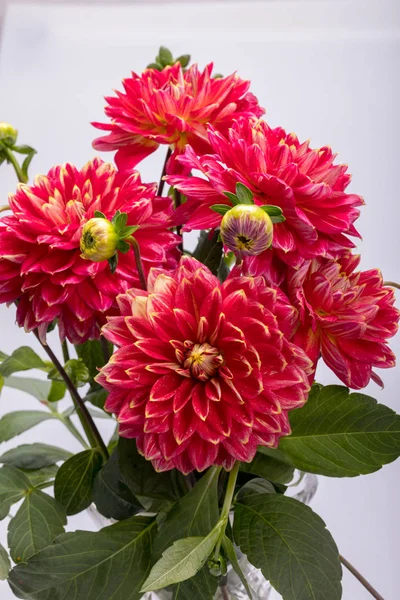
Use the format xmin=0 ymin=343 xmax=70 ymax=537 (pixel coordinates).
xmin=220 ymin=204 xmax=273 ymax=256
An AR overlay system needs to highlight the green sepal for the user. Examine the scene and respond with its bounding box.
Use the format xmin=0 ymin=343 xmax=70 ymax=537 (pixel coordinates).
xmin=120 ymin=225 xmax=139 ymax=238
xmin=235 ymin=182 xmax=254 ymax=204
xmin=177 ymin=54 xmax=191 ymax=68
xmin=147 ymin=62 xmax=163 ymax=71
xmin=94 ymin=210 xmax=107 ymax=219
xmin=108 ymin=254 xmax=118 ymax=274
xmin=112 ymin=211 xmax=128 ymax=232
xmin=260 ymin=205 xmax=286 ymax=223
xmin=210 ymin=204 xmax=231 ymax=216
xmin=223 ymin=191 xmax=240 ymax=205
xmin=158 ymin=46 xmax=174 ymax=67
xmin=117 ymin=240 xmax=130 ymax=254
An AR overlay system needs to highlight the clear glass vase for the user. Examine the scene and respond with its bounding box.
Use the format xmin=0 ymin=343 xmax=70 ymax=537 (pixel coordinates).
xmin=141 ymin=472 xmax=318 ymax=600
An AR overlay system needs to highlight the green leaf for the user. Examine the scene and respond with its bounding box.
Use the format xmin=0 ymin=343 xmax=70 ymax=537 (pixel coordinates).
xmin=210 ymin=204 xmax=230 ymax=216
xmin=93 ymin=450 xmax=141 ymax=520
xmin=280 ymin=384 xmax=400 ymax=477
xmin=176 ymin=54 xmax=191 ymax=68
xmin=84 ymin=386 xmax=108 ymax=409
xmin=172 ymin=566 xmax=218 ymax=599
xmin=240 ymin=447 xmax=294 ymax=484
xmin=222 ymin=535 xmax=252 ymax=599
xmin=94 ymin=210 xmax=106 ymax=219
xmin=141 ymin=521 xmax=224 ymax=592
xmin=0 ymin=411 xmax=57 ymax=443
xmin=8 ymin=490 xmax=66 ymax=563
xmin=48 ymin=358 xmax=89 ymax=388
xmin=9 ymin=144 xmax=36 ymax=155
xmin=54 ymin=449 xmax=103 ymax=515
xmin=237 ymin=478 xmax=276 ymax=500
xmin=0 ymin=466 xmax=31 ymax=520
xmin=235 ymin=183 xmax=253 ymax=204
xmin=118 ymin=437 xmax=179 ymax=506
xmin=193 ymin=230 xmax=223 ymax=276
xmin=0 ymin=543 xmax=10 ymax=580
xmin=154 ymin=466 xmax=220 ymax=559
xmin=158 ymin=46 xmax=173 ymax=66
xmin=271 ymin=214 xmax=286 ymax=223
xmin=0 ymin=374 xmax=4 ymax=394
xmin=47 ymin=380 xmax=66 ymax=402
xmin=0 ymin=347 xmax=47 ymax=377
xmin=22 ymin=465 xmax=58 ymax=488
xmin=0 ymin=443 xmax=71 ymax=470
xmin=8 ymin=516 xmax=156 ymax=600
xmin=3 ymin=376 xmax=54 ymax=402
xmin=234 ymin=493 xmax=342 ymax=600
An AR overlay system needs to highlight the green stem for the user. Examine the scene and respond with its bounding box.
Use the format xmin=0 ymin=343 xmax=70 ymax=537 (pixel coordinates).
xmin=33 ymin=331 xmax=109 ymax=461
xmin=384 ymin=281 xmax=400 ymax=290
xmin=157 ymin=147 xmax=172 ymax=197
xmin=61 ymin=340 xmax=70 ymax=363
xmin=2 ymin=146 xmax=27 ymax=183
xmin=128 ymin=236 xmax=147 ymax=290
xmin=213 ymin=462 xmax=240 ymax=561
xmin=340 ymin=554 xmax=384 ymax=600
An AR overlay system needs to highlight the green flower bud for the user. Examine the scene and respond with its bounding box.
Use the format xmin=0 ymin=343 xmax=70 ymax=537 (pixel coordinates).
xmin=220 ymin=204 xmax=273 ymax=256
xmin=80 ymin=218 xmax=119 ymax=262
xmin=0 ymin=122 xmax=18 ymax=146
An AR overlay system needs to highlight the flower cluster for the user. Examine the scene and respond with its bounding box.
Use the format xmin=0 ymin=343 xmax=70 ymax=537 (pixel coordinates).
xmin=0 ymin=53 xmax=398 ymax=474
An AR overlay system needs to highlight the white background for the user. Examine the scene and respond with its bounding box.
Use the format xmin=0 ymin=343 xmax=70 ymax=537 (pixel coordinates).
xmin=0 ymin=1 xmax=399 ymax=598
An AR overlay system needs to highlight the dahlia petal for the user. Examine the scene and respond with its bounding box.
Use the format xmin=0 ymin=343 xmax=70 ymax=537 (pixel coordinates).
xmin=150 ymin=373 xmax=182 ymax=401
xmin=191 ymin=383 xmax=210 ymax=421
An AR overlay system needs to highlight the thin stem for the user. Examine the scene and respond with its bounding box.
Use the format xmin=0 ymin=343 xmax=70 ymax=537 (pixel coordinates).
xmin=100 ymin=335 xmax=111 ymax=364
xmin=33 ymin=331 xmax=109 ymax=461
xmin=157 ymin=147 xmax=172 ymax=197
xmin=220 ymin=586 xmax=230 ymax=600
xmin=61 ymin=340 xmax=70 ymax=363
xmin=340 ymin=554 xmax=384 ymax=600
xmin=0 ymin=205 xmax=11 ymax=213
xmin=2 ymin=146 xmax=27 ymax=183
xmin=214 ymin=462 xmax=240 ymax=561
xmin=128 ymin=237 xmax=147 ymax=290
xmin=384 ymin=280 xmax=400 ymax=290
xmin=174 ymin=188 xmax=183 ymax=251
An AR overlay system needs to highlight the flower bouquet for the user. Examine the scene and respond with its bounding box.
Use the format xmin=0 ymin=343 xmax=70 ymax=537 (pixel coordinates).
xmin=0 ymin=47 xmax=398 ymax=600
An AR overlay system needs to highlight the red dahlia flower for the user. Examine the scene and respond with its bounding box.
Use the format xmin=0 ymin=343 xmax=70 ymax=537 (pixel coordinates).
xmin=288 ymin=254 xmax=399 ymax=389
xmin=0 ymin=158 xmax=180 ymax=343
xmin=92 ymin=63 xmax=264 ymax=174
xmin=169 ymin=118 xmax=364 ymax=267
xmin=97 ymin=257 xmax=313 ymax=474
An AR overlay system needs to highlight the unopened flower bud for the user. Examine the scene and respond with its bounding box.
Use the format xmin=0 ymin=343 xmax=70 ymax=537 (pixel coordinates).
xmin=0 ymin=122 xmax=18 ymax=145
xmin=80 ymin=218 xmax=119 ymax=262
xmin=220 ymin=204 xmax=273 ymax=256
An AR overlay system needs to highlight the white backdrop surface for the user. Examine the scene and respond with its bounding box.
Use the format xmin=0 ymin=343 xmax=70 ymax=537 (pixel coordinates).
xmin=0 ymin=1 xmax=399 ymax=598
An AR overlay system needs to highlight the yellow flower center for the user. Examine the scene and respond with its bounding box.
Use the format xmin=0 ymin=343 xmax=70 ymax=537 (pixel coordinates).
xmin=183 ymin=342 xmax=224 ymax=381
